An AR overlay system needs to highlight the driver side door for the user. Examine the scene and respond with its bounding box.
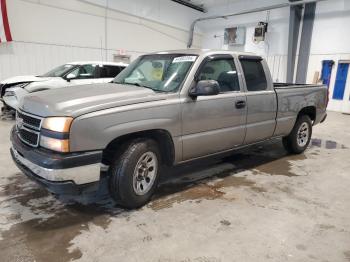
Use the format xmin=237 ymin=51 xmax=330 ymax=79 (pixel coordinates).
xmin=181 ymin=55 xmax=247 ymax=161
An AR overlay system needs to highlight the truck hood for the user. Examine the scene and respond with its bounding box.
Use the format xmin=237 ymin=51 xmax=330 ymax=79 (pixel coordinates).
xmin=20 ymin=83 xmax=166 ymax=117
xmin=0 ymin=75 xmax=53 ymax=85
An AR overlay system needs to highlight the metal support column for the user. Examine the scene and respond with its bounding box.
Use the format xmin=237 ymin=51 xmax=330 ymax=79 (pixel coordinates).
xmin=296 ymin=2 xmax=316 ymax=84
xmin=287 ymin=2 xmax=302 ymax=83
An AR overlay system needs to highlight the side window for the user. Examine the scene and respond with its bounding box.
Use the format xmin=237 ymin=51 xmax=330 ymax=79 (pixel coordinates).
xmin=197 ymin=58 xmax=240 ymax=92
xmin=240 ymin=59 xmax=268 ymax=91
xmin=99 ymin=66 xmax=123 ymax=78
xmin=69 ymin=64 xmax=97 ymax=79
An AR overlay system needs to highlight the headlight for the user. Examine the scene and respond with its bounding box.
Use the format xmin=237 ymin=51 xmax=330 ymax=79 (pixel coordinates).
xmin=40 ymin=117 xmax=73 ymax=152
xmin=40 ymin=136 xmax=70 ymax=152
xmin=42 ymin=117 xmax=73 ymax=132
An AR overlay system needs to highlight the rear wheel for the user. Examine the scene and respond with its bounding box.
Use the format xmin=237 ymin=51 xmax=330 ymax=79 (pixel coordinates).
xmin=108 ymin=139 xmax=161 ymax=209
xmin=282 ymin=115 xmax=312 ymax=154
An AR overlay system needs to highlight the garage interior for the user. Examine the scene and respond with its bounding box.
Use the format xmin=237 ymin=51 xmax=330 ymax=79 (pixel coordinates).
xmin=0 ymin=0 xmax=350 ymax=261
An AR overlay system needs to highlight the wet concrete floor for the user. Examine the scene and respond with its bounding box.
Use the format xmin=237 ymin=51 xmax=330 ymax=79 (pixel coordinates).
xmin=0 ymin=111 xmax=350 ymax=262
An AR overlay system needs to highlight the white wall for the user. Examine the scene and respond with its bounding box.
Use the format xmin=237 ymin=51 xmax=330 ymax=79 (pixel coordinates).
xmin=201 ymin=0 xmax=350 ymax=112
xmin=0 ymin=0 xmax=203 ymax=80
xmin=3 ymin=0 xmax=350 ymax=112
xmin=83 ymin=0 xmax=201 ymax=32
xmin=201 ymin=0 xmax=290 ymax=82
xmin=306 ymin=0 xmax=350 ymax=112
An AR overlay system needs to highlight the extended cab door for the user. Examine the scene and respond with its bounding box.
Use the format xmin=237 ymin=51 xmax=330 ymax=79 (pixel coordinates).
xmin=238 ymin=56 xmax=277 ymax=144
xmin=181 ymin=55 xmax=247 ymax=160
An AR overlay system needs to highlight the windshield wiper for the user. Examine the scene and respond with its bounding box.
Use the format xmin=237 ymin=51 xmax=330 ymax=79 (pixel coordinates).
xmin=112 ymin=81 xmax=135 ymax=86
xmin=135 ymin=83 xmax=166 ymax=93
xmin=115 ymin=82 xmax=165 ymax=92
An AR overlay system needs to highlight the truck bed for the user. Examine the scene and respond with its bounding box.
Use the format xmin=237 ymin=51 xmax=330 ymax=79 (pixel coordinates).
xmin=272 ymin=82 xmax=327 ymax=138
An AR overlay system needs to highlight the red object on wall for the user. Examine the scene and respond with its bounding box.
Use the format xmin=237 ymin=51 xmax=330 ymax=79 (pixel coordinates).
xmin=0 ymin=0 xmax=12 ymax=43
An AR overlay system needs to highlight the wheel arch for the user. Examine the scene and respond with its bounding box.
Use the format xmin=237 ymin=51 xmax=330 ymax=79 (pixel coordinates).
xmin=102 ymin=129 xmax=175 ymax=167
xmin=297 ymin=106 xmax=316 ymax=122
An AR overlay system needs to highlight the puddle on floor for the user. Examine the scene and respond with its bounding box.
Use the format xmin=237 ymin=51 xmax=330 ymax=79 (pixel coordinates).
xmin=225 ymin=142 xmax=307 ymax=177
xmin=252 ymin=153 xmax=306 ymax=177
xmin=149 ymin=184 xmax=225 ymax=210
xmin=311 ymin=138 xmax=348 ymax=149
xmin=150 ymin=140 xmax=310 ymax=210
xmin=1 ymin=138 xmax=338 ymax=260
xmin=150 ymin=175 xmax=265 ymax=211
xmin=151 ymin=146 xmax=285 ymax=210
xmin=0 ymin=174 xmax=122 ymax=262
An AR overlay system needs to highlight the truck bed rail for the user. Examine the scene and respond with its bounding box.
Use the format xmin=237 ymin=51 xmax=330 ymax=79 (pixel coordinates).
xmin=274 ymin=83 xmax=324 ymax=89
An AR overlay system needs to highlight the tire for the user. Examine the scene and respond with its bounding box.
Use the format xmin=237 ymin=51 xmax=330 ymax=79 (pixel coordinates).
xmin=108 ymin=139 xmax=161 ymax=209
xmin=282 ymin=115 xmax=312 ymax=154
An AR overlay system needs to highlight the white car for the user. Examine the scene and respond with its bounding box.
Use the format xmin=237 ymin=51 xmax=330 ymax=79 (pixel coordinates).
xmin=0 ymin=61 xmax=128 ymax=111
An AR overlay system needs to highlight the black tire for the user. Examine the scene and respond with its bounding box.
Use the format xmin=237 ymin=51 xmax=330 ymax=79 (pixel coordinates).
xmin=108 ymin=139 xmax=161 ymax=209
xmin=282 ymin=115 xmax=312 ymax=154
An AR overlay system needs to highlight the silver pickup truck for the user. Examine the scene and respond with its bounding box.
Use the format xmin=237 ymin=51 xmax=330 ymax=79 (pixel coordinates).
xmin=10 ymin=49 xmax=328 ymax=208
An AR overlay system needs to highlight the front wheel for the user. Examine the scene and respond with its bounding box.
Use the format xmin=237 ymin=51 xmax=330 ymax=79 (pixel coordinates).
xmin=108 ymin=139 xmax=161 ymax=209
xmin=282 ymin=115 xmax=312 ymax=154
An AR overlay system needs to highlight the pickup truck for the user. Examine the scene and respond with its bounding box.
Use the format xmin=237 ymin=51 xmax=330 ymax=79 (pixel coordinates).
xmin=10 ymin=49 xmax=328 ymax=208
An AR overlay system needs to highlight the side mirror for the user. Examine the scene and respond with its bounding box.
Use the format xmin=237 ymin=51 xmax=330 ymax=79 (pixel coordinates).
xmin=65 ymin=73 xmax=76 ymax=82
xmin=189 ymin=80 xmax=220 ymax=97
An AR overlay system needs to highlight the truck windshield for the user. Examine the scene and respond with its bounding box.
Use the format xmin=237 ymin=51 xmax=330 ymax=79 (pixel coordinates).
xmin=113 ymin=54 xmax=197 ymax=92
xmin=40 ymin=64 xmax=77 ymax=77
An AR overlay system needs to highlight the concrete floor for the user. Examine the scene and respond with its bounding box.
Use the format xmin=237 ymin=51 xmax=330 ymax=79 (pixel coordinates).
xmin=0 ymin=111 xmax=350 ymax=262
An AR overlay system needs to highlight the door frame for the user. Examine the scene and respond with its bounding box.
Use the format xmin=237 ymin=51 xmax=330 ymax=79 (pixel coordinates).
xmin=236 ymin=56 xmax=277 ymax=144
xmin=179 ymin=54 xmax=248 ymax=161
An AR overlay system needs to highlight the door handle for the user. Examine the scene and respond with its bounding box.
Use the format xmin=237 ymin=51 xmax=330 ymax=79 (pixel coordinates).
xmin=235 ymin=100 xmax=246 ymax=109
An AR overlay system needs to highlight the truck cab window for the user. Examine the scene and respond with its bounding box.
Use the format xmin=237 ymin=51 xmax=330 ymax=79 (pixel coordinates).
xmin=197 ymin=59 xmax=240 ymax=92
xmin=240 ymin=60 xmax=267 ymax=91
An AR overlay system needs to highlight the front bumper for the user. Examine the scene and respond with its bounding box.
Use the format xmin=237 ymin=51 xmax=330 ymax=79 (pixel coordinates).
xmin=10 ymin=127 xmax=104 ymax=195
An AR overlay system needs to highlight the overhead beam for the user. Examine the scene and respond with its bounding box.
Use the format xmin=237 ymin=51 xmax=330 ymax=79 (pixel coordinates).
xmin=171 ymin=0 xmax=206 ymax=13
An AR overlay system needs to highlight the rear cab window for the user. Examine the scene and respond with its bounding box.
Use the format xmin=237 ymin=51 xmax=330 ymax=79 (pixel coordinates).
xmin=239 ymin=57 xmax=268 ymax=91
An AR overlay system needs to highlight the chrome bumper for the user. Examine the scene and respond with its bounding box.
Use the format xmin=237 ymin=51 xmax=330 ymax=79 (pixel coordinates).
xmin=11 ymin=147 xmax=102 ymax=185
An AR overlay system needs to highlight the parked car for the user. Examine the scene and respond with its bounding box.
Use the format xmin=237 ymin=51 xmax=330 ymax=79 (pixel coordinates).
xmin=10 ymin=49 xmax=328 ymax=208
xmin=0 ymin=61 xmax=128 ymax=112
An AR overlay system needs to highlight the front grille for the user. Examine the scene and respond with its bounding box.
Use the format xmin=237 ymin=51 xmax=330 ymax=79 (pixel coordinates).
xmin=18 ymin=127 xmax=40 ymax=147
xmin=17 ymin=111 xmax=42 ymax=130
xmin=16 ymin=110 xmax=43 ymax=147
